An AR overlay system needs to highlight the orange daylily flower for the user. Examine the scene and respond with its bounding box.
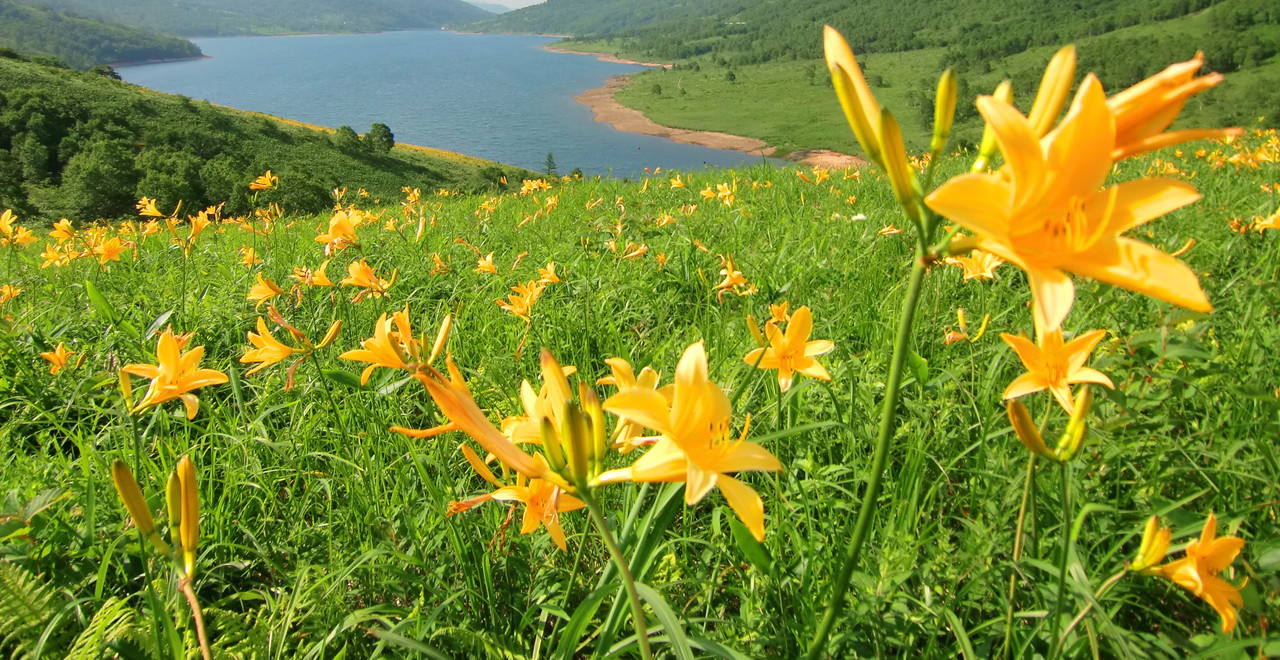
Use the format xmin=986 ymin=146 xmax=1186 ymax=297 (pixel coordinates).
xmin=713 ymin=253 xmax=748 ymax=301
xmin=240 ymin=317 xmax=303 ymax=376
xmin=340 ymin=259 xmax=396 ymax=302
xmin=249 ymin=170 xmax=278 ymax=190
xmin=1108 ymin=53 xmax=1243 ymax=160
xmin=1001 ymin=328 xmax=1114 ymax=414
xmin=121 ymin=330 xmax=228 ymax=419
xmin=537 ymin=262 xmax=561 ymax=284
xmin=596 ymin=357 xmax=671 ymax=454
xmin=945 ymin=249 xmax=1005 ymax=281
xmin=92 ymin=237 xmax=128 ymax=265
xmin=600 ymin=342 xmax=782 ymax=541
xmin=238 ymin=246 xmax=263 ymax=268
xmin=475 ymin=252 xmax=498 ymax=274
xmin=1149 ymin=513 xmax=1248 ymax=634
xmin=315 ymin=210 xmax=360 ymax=255
xmin=744 ymin=306 xmax=835 ymax=392
xmin=448 ymin=445 xmax=584 ymax=552
xmin=339 ymin=305 xmax=450 ymax=386
xmin=0 ymin=284 xmax=19 ymax=304
xmin=290 ymin=260 xmax=333 ymax=287
xmin=926 ymin=75 xmax=1210 ymax=332
xmin=40 ymin=342 xmax=74 ymax=374
xmin=49 ymin=218 xmax=75 ymax=243
xmin=497 ymin=280 xmax=545 ymax=323
xmin=246 ymin=273 xmax=284 ymax=310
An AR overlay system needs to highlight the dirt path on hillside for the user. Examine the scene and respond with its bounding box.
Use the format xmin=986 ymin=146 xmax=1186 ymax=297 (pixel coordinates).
xmin=573 ymin=74 xmax=866 ymax=169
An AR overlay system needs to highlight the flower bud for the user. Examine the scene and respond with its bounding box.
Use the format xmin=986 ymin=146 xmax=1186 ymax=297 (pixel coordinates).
xmin=175 ymin=455 xmax=199 ymax=578
xmin=879 ymin=109 xmax=922 ymax=223
xmin=1028 ymin=45 xmax=1077 ymax=137
xmin=1130 ymin=515 xmax=1171 ymax=573
xmin=1007 ymin=400 xmax=1053 ymax=459
xmin=972 ymin=80 xmax=1014 ymax=172
xmin=111 ymin=460 xmax=171 ymax=556
xmin=930 ymin=68 xmax=958 ymax=156
xmin=1053 ymin=387 xmax=1093 ymax=461
xmin=165 ymin=470 xmax=183 ymax=546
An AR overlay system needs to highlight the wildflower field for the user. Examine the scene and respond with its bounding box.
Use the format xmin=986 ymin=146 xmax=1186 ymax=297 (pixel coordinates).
xmin=1 ymin=38 xmax=1279 ymax=659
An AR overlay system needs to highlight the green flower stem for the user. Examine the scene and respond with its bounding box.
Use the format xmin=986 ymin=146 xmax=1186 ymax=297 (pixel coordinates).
xmin=805 ymin=253 xmax=928 ymax=660
xmin=1048 ymin=463 xmax=1073 ymax=659
xmin=309 ymin=356 xmax=348 ymax=441
xmin=581 ymin=489 xmax=652 ymax=660
xmin=999 ymin=454 xmax=1038 ymax=659
xmin=1058 ymin=569 xmax=1126 ymax=646
xmin=179 ymin=577 xmax=213 ymax=660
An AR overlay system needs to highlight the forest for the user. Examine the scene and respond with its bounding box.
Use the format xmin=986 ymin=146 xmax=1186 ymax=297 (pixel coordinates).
xmin=19 ymin=0 xmax=491 ymax=37
xmin=0 ymin=0 xmax=200 ymax=69
xmin=0 ymin=54 xmax=530 ymax=223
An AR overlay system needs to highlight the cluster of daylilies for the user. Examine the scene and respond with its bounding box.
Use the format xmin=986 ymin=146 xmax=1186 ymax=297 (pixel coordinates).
xmin=822 ymin=23 xmax=1249 ymax=641
xmin=0 ymin=25 xmax=1262 ymax=660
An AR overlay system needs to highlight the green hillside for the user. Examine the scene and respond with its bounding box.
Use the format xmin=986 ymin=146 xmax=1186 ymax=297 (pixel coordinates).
xmin=0 ymin=0 xmax=201 ymax=68
xmin=0 ymin=55 xmax=530 ymax=222
xmin=471 ymin=0 xmax=1279 ymax=157
xmin=24 ymin=0 xmax=491 ymax=37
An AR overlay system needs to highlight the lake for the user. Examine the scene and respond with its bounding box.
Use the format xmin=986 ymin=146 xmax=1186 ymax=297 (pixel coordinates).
xmin=119 ymin=31 xmax=776 ymax=176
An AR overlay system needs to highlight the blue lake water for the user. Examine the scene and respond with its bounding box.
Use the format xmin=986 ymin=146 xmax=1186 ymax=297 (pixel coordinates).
xmin=119 ymin=31 xmax=776 ymax=176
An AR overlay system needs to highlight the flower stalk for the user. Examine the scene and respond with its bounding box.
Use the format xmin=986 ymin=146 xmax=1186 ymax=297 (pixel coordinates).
xmin=581 ymin=489 xmax=652 ymax=660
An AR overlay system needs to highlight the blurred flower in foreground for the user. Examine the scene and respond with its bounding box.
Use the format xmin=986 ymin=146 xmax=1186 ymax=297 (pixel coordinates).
xmin=122 ymin=329 xmax=228 ymax=419
xmin=1108 ymin=53 xmax=1243 ymax=160
xmin=0 ymin=284 xmax=19 ymax=304
xmin=744 ymin=305 xmax=834 ymax=392
xmin=600 ymin=342 xmax=782 ymax=541
xmin=927 ymin=76 xmax=1211 ymax=332
xmin=1001 ymin=328 xmax=1113 ymax=414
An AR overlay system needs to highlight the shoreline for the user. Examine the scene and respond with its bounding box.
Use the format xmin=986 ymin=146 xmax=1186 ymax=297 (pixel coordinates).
xmin=574 ymin=74 xmax=866 ymax=169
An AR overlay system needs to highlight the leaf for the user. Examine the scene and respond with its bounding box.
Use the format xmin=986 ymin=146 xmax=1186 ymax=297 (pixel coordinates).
xmin=322 ymin=369 xmax=365 ymax=390
xmin=554 ymin=586 xmax=611 ymax=660
xmin=633 ymin=582 xmax=693 ymax=660
xmin=82 ymin=280 xmax=117 ymax=323
xmin=368 ymin=629 xmax=450 ymax=659
xmin=907 ymin=350 xmax=929 ymax=385
xmin=726 ymin=515 xmax=773 ymax=577
xmin=144 ymin=310 xmax=174 ymax=338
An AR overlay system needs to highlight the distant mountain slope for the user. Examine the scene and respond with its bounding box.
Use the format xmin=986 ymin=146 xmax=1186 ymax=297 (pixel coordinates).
xmin=0 ymin=55 xmax=528 ymax=221
xmin=469 ymin=0 xmax=1277 ymax=74
xmin=23 ymin=0 xmax=491 ymax=37
xmin=0 ymin=0 xmax=201 ymax=68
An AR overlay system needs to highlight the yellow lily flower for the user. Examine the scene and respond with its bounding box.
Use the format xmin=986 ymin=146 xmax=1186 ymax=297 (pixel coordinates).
xmin=315 ymin=209 xmax=360 ymax=255
xmin=475 ymin=252 xmax=498 ymax=274
xmin=1151 ymin=513 xmax=1247 ymax=634
xmin=600 ymin=342 xmax=782 ymax=541
xmin=290 ymin=260 xmax=333 ymax=287
xmin=238 ymin=246 xmax=262 ymax=268
xmin=240 ymin=317 xmax=303 ymax=376
xmin=945 ymin=250 xmax=1005 ymax=281
xmin=926 ymin=75 xmax=1210 ymax=332
xmin=122 ymin=330 xmax=228 ymax=419
xmin=448 ymin=445 xmax=584 ymax=552
xmin=496 ymin=280 xmax=546 ymax=323
xmin=40 ymin=342 xmax=74 ymax=375
xmin=246 ymin=273 xmax=284 ymax=310
xmin=49 ymin=218 xmax=75 ymax=243
xmin=596 ymin=357 xmax=671 ymax=454
xmin=537 ymin=262 xmax=561 ymax=284
xmin=1001 ymin=328 xmax=1113 ymax=414
xmin=0 ymin=284 xmax=20 ymax=304
xmin=339 ymin=306 xmax=418 ymax=384
xmin=249 ymin=169 xmax=278 ymax=190
xmin=340 ymin=259 xmax=396 ymax=302
xmin=743 ymin=306 xmax=834 ymax=392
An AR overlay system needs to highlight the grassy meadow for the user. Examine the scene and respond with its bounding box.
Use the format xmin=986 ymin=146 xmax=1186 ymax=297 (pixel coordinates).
xmin=0 ymin=129 xmax=1278 ymax=658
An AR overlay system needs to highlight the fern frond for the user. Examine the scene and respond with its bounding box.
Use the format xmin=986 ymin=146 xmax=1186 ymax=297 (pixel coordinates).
xmin=66 ymin=597 xmax=137 ymax=660
xmin=0 ymin=562 xmax=59 ymax=657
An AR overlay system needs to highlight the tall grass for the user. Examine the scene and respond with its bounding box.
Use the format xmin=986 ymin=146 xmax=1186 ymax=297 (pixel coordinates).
xmin=0 ymin=136 xmax=1277 ymax=657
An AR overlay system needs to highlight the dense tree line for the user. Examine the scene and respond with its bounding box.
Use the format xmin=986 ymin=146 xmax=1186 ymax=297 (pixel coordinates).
xmin=0 ymin=55 xmax=524 ymax=222
xmin=23 ymin=0 xmax=491 ymax=37
xmin=0 ymin=0 xmax=200 ymax=69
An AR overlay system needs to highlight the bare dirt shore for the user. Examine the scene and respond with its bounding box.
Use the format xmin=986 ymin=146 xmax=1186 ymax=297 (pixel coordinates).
xmin=571 ymin=73 xmax=865 ymax=169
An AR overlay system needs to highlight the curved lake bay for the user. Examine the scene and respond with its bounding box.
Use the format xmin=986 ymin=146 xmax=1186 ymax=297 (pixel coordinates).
xmin=120 ymin=31 xmax=775 ymax=176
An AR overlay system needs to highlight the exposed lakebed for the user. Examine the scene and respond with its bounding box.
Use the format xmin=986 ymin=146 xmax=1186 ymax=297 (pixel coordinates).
xmin=120 ymin=30 xmax=779 ymax=176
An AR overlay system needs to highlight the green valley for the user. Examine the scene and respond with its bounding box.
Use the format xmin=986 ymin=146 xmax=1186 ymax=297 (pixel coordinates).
xmin=0 ymin=55 xmax=530 ymax=222
xmin=471 ymin=0 xmax=1280 ymax=155
xmin=0 ymin=0 xmax=201 ymax=69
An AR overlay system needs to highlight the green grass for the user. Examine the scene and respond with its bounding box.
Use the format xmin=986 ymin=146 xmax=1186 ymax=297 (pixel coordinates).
xmin=586 ymin=7 xmax=1280 ymax=158
xmin=0 ymin=134 xmax=1278 ymax=657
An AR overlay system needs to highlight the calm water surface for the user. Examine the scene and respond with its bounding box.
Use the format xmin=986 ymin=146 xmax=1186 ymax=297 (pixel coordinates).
xmin=120 ymin=31 xmax=775 ymax=176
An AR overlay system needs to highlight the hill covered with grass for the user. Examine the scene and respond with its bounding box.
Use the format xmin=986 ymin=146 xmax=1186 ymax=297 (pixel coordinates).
xmin=0 ymin=0 xmax=201 ymax=68
xmin=471 ymin=0 xmax=1279 ymax=157
xmin=0 ymin=55 xmax=531 ymax=222
xmin=24 ymin=0 xmax=492 ymax=37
